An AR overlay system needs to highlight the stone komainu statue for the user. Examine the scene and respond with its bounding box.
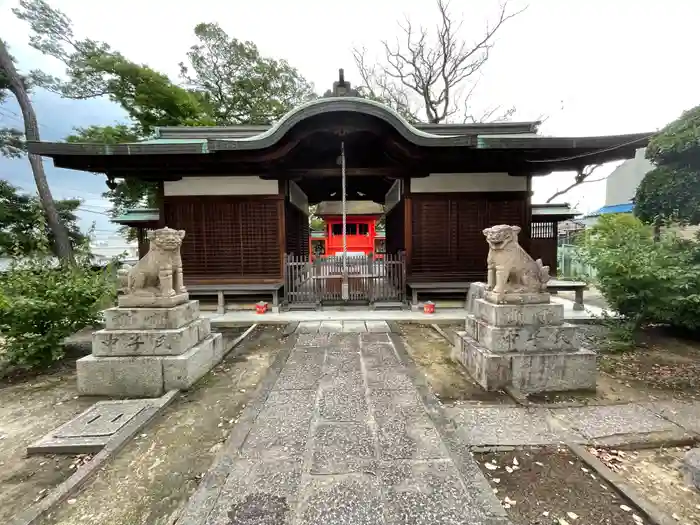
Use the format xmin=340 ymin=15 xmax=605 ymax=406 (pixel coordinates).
xmin=483 ymin=224 xmax=550 ymax=295
xmin=117 ymin=227 xmax=187 ymax=298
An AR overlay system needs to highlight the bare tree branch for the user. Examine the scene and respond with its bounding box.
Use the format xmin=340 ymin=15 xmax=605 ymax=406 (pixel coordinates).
xmin=545 ymin=164 xmax=605 ymax=203
xmin=354 ymin=0 xmax=526 ymax=123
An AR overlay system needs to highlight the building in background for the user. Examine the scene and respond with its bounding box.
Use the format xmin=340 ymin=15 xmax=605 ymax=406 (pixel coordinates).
xmin=310 ymin=201 xmax=384 ymax=257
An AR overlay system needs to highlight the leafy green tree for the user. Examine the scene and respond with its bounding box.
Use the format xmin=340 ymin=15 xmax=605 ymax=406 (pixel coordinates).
xmin=13 ymin=0 xmax=317 ymax=219
xmin=0 ymin=38 xmax=74 ymax=262
xmin=635 ymin=105 xmax=700 ymax=224
xmin=180 ymin=23 xmax=316 ymax=125
xmin=0 ymin=180 xmax=86 ymax=256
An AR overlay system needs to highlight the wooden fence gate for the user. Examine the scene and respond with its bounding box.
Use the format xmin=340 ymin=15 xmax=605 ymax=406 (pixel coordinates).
xmin=284 ymin=252 xmax=406 ymax=308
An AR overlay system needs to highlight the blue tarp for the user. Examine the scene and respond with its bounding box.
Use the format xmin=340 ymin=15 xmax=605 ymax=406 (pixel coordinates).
xmin=587 ymin=202 xmax=634 ymax=217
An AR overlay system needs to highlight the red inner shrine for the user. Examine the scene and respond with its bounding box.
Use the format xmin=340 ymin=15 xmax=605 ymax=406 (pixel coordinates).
xmin=310 ymin=202 xmax=384 ymax=258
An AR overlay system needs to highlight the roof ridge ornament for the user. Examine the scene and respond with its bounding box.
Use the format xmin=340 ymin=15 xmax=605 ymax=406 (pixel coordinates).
xmin=323 ymin=68 xmax=362 ymax=98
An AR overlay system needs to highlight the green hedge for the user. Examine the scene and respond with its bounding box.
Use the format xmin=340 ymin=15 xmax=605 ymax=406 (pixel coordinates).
xmin=580 ymin=214 xmax=700 ymax=333
xmin=0 ymin=256 xmax=116 ymax=368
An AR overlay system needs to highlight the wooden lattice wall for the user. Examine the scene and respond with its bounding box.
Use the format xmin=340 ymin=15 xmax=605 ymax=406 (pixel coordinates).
xmin=384 ymin=200 xmax=405 ymax=255
xmin=409 ymin=192 xmax=529 ymax=282
xmin=285 ymin=201 xmax=309 ymax=256
xmin=163 ymin=195 xmax=284 ymax=283
xmin=530 ymin=220 xmax=558 ymax=275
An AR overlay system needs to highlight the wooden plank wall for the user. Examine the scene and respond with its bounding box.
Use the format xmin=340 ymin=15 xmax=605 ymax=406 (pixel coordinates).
xmin=530 ymin=220 xmax=558 ymax=275
xmin=408 ymin=192 xmax=529 ymax=282
xmin=163 ymin=195 xmax=284 ymax=283
xmin=285 ymin=200 xmax=309 ymax=257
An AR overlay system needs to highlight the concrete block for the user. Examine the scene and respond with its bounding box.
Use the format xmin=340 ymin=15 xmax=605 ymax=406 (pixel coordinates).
xmin=162 ymin=333 xmax=224 ymax=390
xmin=92 ymin=318 xmax=210 ymax=357
xmin=452 ymin=332 xmax=509 ymax=391
xmin=683 ymin=448 xmax=700 ymax=489
xmin=77 ymin=354 xmax=164 ymax=397
xmin=103 ymin=300 xmax=200 ymax=330
xmin=464 ymin=314 xmax=577 ymax=353
xmin=509 ymin=348 xmax=597 ymax=393
xmin=118 ymin=291 xmax=189 ymax=308
xmin=476 ymin=299 xmax=564 ymax=327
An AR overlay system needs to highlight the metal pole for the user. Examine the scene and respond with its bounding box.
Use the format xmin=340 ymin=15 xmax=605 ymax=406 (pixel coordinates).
xmin=341 ymin=141 xmax=349 ymax=300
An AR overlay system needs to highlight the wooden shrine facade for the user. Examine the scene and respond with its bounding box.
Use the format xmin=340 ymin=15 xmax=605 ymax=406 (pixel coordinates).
xmin=28 ymin=72 xmax=651 ymax=303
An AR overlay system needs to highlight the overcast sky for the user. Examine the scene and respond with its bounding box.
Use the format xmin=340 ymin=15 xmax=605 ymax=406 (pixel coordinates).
xmin=1 ymin=0 xmax=698 ymax=229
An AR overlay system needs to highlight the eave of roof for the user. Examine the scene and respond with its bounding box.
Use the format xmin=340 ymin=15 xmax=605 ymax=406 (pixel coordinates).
xmin=531 ymin=203 xmax=580 ymax=219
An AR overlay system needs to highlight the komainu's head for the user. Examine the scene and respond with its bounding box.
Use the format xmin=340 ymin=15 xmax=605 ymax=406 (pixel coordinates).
xmin=483 ymin=224 xmax=520 ymax=250
xmin=148 ymin=227 xmax=186 ymax=251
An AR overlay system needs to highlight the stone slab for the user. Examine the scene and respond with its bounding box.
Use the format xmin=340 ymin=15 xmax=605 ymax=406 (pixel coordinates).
xmin=447 ymin=406 xmax=570 ymax=445
xmin=465 ymin=314 xmax=577 ymax=353
xmin=273 ymin=362 xmax=324 ymax=391
xmin=365 ymin=366 xmax=414 ymax=391
xmin=476 ymin=298 xmax=564 ymax=327
xmin=343 ymin=320 xmax=368 ymax=332
xmin=319 ymin=320 xmax=343 ymax=333
xmin=380 ymin=460 xmax=486 ymax=525
xmin=103 ymin=300 xmax=200 ymax=330
xmin=453 ymin=332 xmax=509 ymax=391
xmin=484 ymin=290 xmax=551 ymax=305
xmin=370 ymin=390 xmax=446 ymax=460
xmin=162 ymin=333 xmax=224 ymax=391
xmin=318 ymin=385 xmax=367 ymax=422
xmin=297 ymin=321 xmax=321 ymax=334
xmin=210 ymin=458 xmax=303 ymax=525
xmin=239 ymin=390 xmax=316 ymax=460
xmin=76 ymin=354 xmax=165 ymax=397
xmin=365 ymin=320 xmax=391 ymax=333
xmin=551 ymin=404 xmax=688 ymax=441
xmin=644 ymin=400 xmax=700 ymax=434
xmin=92 ymin=318 xmax=211 ymax=357
xmin=297 ymin=475 xmax=384 ymax=525
xmin=509 ymin=348 xmax=597 ymax=393
xmin=683 ymin=448 xmax=700 ymax=489
xmin=310 ymin=422 xmax=375 ymax=474
xmin=360 ymin=332 xmax=391 ymax=344
xmin=27 ymin=399 xmax=150 ymax=454
xmin=361 ymin=342 xmax=401 ymax=368
xmin=118 ymin=291 xmax=189 ymax=308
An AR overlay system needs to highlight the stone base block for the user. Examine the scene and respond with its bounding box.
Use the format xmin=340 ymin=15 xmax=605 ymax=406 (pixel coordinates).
xmin=103 ymin=300 xmax=200 ymax=330
xmin=510 ymin=349 xmax=597 ymax=393
xmin=483 ymin=291 xmax=551 ymax=305
xmin=452 ymin=331 xmax=509 ymax=391
xmin=77 ymin=333 xmax=224 ymax=397
xmin=92 ymin=318 xmax=211 ymax=357
xmin=118 ymin=292 xmax=189 ymax=308
xmin=683 ymin=448 xmax=700 ymax=489
xmin=162 ymin=333 xmax=224 ymax=390
xmin=77 ymin=355 xmax=166 ymax=397
xmin=465 ymin=314 xmax=576 ymax=353
xmin=476 ymin=299 xmax=563 ymax=327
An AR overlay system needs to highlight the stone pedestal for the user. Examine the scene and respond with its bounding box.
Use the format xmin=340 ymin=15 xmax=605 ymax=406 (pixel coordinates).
xmin=77 ymin=296 xmax=224 ymax=397
xmin=454 ymin=287 xmax=596 ymax=394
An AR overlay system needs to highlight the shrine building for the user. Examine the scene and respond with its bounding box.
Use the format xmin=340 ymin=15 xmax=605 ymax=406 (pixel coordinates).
xmin=27 ymin=71 xmax=651 ymax=309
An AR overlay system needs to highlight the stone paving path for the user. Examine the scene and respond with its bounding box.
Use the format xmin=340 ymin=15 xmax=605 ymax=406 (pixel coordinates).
xmin=178 ymin=331 xmax=510 ymax=525
xmin=295 ymin=320 xmax=392 ymax=334
xmin=446 ymin=401 xmax=700 ymax=448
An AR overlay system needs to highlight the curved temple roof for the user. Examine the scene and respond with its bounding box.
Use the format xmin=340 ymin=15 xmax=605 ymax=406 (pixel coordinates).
xmin=25 ymin=93 xmax=654 ymax=175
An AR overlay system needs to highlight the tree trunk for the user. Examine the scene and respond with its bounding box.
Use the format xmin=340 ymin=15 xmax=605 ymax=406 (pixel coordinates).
xmin=0 ymin=39 xmax=74 ymax=263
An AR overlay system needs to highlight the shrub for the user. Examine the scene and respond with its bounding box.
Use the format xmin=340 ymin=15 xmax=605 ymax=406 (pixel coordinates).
xmin=580 ymin=214 xmax=700 ymax=334
xmin=0 ymin=254 xmax=116 ymax=368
